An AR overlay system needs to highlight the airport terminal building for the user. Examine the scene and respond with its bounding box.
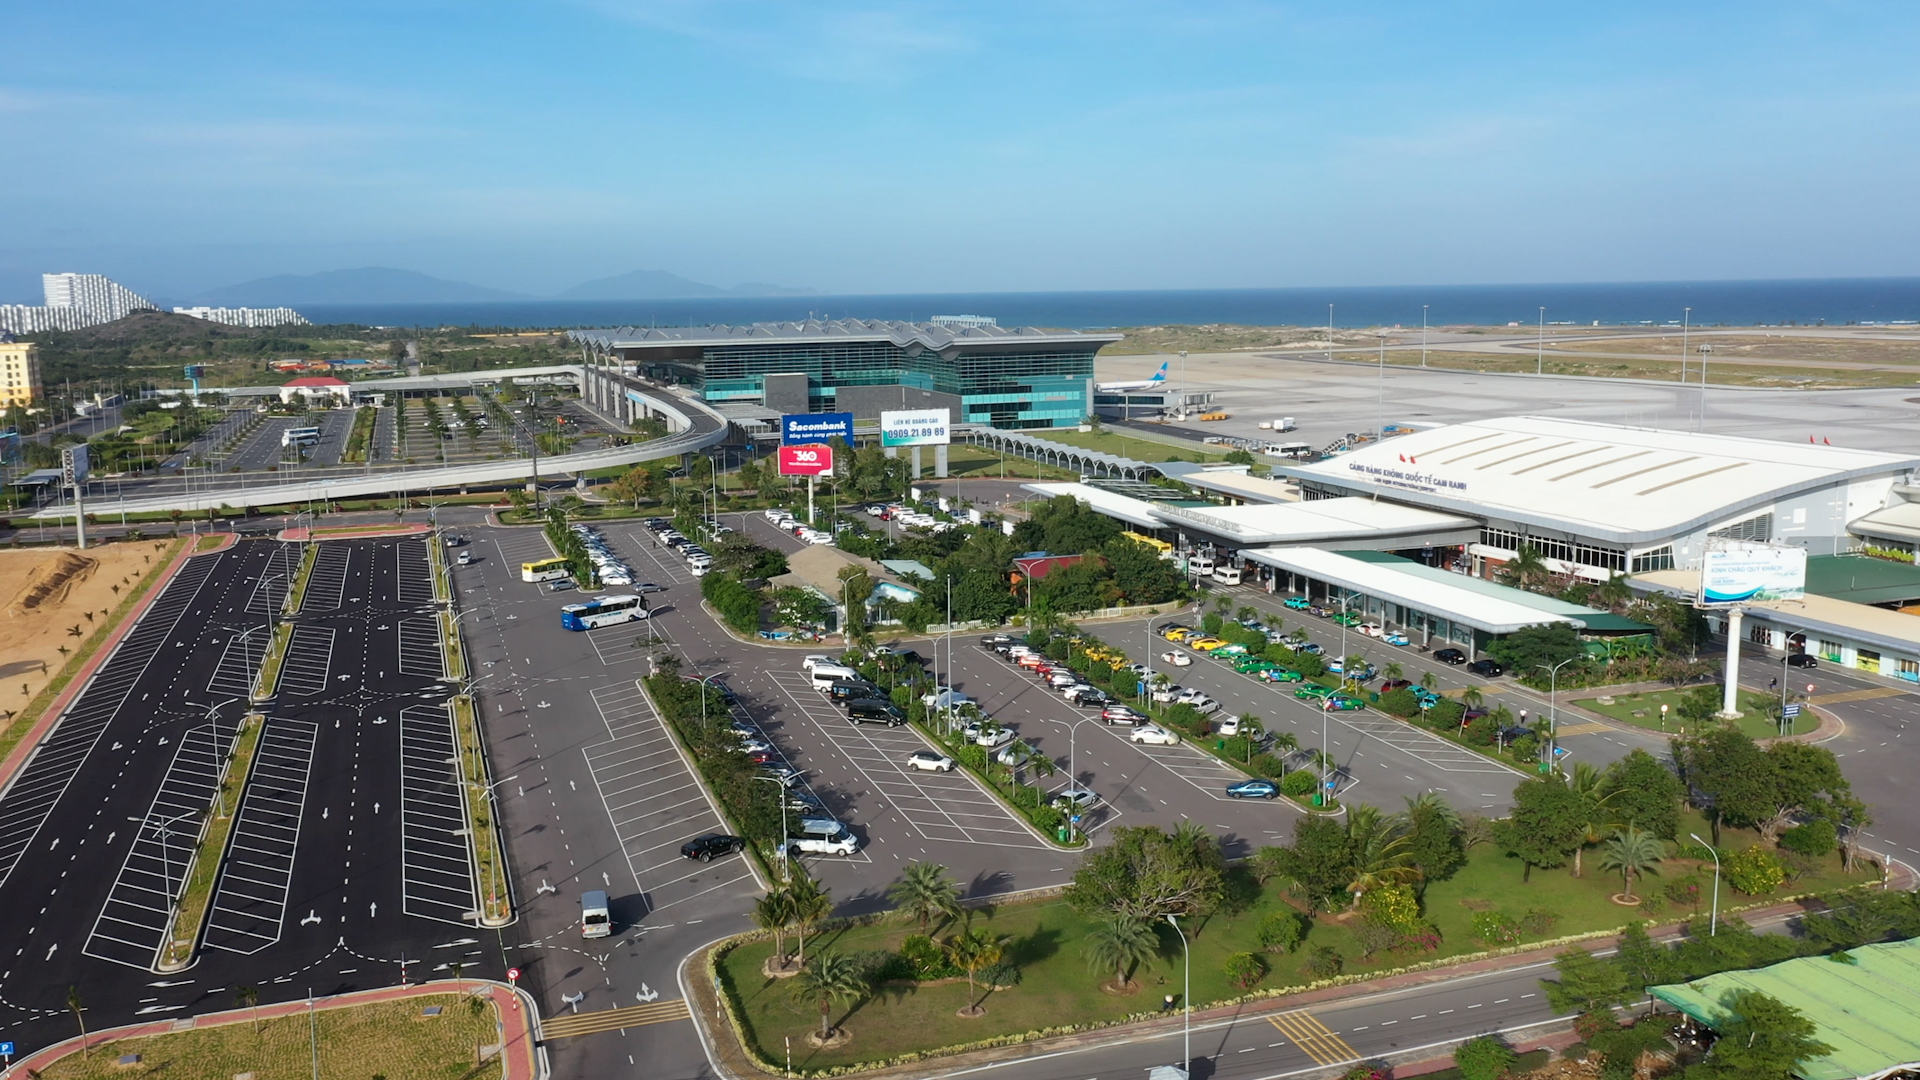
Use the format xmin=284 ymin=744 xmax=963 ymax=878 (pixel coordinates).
xmin=571 ymin=319 xmax=1122 ymax=430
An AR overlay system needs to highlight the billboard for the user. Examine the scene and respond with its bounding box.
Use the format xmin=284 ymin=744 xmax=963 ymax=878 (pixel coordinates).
xmin=1701 ymin=542 xmax=1806 ymax=605
xmin=60 ymin=444 xmax=89 ymax=487
xmin=777 ymin=444 xmax=834 ymax=477
xmin=781 ymin=412 xmax=853 ymax=446
xmin=879 ymin=408 xmax=951 ymax=448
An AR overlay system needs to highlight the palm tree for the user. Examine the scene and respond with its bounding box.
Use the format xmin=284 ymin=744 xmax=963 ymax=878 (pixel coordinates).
xmin=1381 ymin=661 xmax=1405 ymax=683
xmin=1082 ymin=914 xmax=1158 ymax=988
xmin=235 ymin=985 xmax=260 ymax=1033
xmin=786 ymin=870 xmax=833 ymax=965
xmin=1499 ymin=544 xmax=1549 ymax=591
xmin=944 ymin=928 xmax=1006 ymax=1012
xmin=1343 ymin=804 xmax=1420 ymax=908
xmin=1236 ymin=605 xmax=1258 ymax=625
xmin=69 ymin=985 xmax=87 ymax=1056
xmin=1420 ymin=671 xmax=1437 ymax=689
xmin=1566 ymin=761 xmax=1621 ymax=878
xmin=790 ymin=950 xmax=869 ymax=1040
xmin=1402 ymin=790 xmax=1462 ymax=830
xmin=1597 ymin=572 xmax=1632 ymax=612
xmin=1269 ymin=730 xmax=1301 ymax=764
xmin=887 ymin=862 xmax=961 ymax=933
xmin=754 ymin=888 xmax=796 ymax=967
xmin=1461 ymin=686 xmax=1485 ymax=710
xmin=1598 ymin=826 xmax=1665 ymax=903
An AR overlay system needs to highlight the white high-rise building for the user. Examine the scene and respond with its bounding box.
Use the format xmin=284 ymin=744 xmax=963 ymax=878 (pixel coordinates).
xmin=172 ymin=305 xmax=310 ymax=328
xmin=0 ymin=272 xmax=157 ymax=333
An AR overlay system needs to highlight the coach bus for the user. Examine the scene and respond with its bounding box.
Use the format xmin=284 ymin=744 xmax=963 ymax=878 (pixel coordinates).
xmin=521 ymin=557 xmax=571 ymax=583
xmin=1122 ymin=531 xmax=1174 ymax=559
xmin=281 ymin=425 xmax=322 ymax=447
xmin=560 ymin=594 xmax=650 ymax=631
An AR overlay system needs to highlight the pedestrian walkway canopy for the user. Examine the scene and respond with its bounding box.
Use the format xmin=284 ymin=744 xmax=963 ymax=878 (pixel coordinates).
xmin=1650 ymin=936 xmax=1920 ymax=1080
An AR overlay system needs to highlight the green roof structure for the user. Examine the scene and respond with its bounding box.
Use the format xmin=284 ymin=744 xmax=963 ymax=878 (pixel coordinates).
xmin=1648 ymin=937 xmax=1920 ymax=1080
xmin=1806 ymin=555 xmax=1920 ymax=608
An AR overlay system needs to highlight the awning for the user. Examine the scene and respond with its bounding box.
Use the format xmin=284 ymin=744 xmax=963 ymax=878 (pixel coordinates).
xmin=1851 ymin=501 xmax=1920 ymax=544
xmin=1242 ymin=547 xmax=1584 ymax=634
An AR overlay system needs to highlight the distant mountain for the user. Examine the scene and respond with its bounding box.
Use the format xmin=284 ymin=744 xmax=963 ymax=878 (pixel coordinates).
xmin=559 ymin=269 xmax=815 ymax=300
xmin=200 ymin=267 xmax=531 ymax=305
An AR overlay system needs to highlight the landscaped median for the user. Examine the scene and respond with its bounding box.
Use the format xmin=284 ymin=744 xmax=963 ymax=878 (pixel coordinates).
xmin=452 ymin=694 xmax=513 ymax=926
xmin=283 ymin=542 xmax=319 ymax=613
xmin=159 ymin=713 xmax=266 ymax=971
xmin=253 ymin=622 xmax=294 ymax=700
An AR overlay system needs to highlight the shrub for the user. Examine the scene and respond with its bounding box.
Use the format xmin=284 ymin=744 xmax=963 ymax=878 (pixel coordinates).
xmin=1726 ymin=845 xmax=1788 ymax=896
xmin=1781 ymin=818 xmax=1838 ymax=857
xmin=1257 ymin=909 xmax=1306 ymax=953
xmin=1452 ymin=1035 xmax=1516 ymax=1080
xmin=1361 ymin=884 xmax=1420 ymax=931
xmin=1663 ymin=875 xmax=1703 ymax=909
xmin=1223 ymin=951 xmax=1268 ymax=989
xmin=900 ymin=934 xmax=959 ymax=979
xmin=1462 ymin=713 xmax=1499 ymax=746
xmin=1250 ymin=752 xmax=1288 ymax=779
xmin=1519 ymin=907 xmax=1561 ymax=938
xmin=1378 ymin=688 xmax=1420 ymax=718
xmin=1280 ymin=770 xmax=1318 ymax=798
xmin=1472 ymin=911 xmax=1521 ymax=946
xmin=1303 ymin=945 xmax=1344 ymax=979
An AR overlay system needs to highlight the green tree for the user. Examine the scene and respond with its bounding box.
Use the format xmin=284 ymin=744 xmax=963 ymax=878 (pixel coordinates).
xmin=1694 ymin=990 xmax=1833 ymax=1079
xmin=944 ymin=928 xmax=1006 ymax=1012
xmin=1567 ymin=760 xmax=1621 ymax=878
xmin=1598 ymin=749 xmax=1685 ymax=840
xmin=1064 ymin=824 xmax=1224 ymax=920
xmin=790 ymin=949 xmax=870 ymax=1040
xmin=786 ymin=869 xmax=833 ymax=964
xmin=1451 ymin=1034 xmax=1515 ymax=1080
xmin=1496 ymin=544 xmax=1550 ymax=591
xmin=1497 ymin=776 xmax=1589 ymax=881
xmin=754 ymin=888 xmax=796 ymax=967
xmin=1682 ymin=727 xmax=1773 ymax=843
xmin=234 ymin=985 xmax=260 ymax=1034
xmin=1082 ymin=913 xmax=1159 ymax=988
xmin=1402 ymin=792 xmax=1467 ymax=886
xmin=1755 ymin=741 xmax=1847 ymax=842
xmin=1486 ymin=622 xmax=1584 ymax=675
xmin=1343 ymin=804 xmax=1419 ymax=908
xmin=887 ymin=861 xmax=962 ymax=933
xmin=1543 ymin=946 xmax=1630 ymax=1014
xmin=1612 ymin=921 xmax=1671 ymax=995
xmin=68 ymin=985 xmax=87 ymax=1056
xmin=1275 ymin=815 xmax=1354 ymax=912
xmin=1598 ymin=826 xmax=1665 ymax=904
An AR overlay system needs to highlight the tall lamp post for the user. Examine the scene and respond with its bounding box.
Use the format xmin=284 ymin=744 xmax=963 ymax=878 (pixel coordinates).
xmin=1536 ymin=306 xmax=1546 ymax=374
xmin=477 ymin=773 xmax=519 ymax=917
xmin=1166 ymin=914 xmax=1191 ymax=1074
xmin=1690 ymin=833 xmax=1721 ymax=936
xmin=754 ymin=774 xmax=792 ymax=881
xmin=1420 ymin=304 xmax=1429 ymax=368
xmin=1538 ymin=657 xmax=1578 ymax=771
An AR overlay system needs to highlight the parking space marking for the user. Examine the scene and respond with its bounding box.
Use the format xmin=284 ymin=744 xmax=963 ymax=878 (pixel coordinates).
xmin=82 ymin=723 xmax=227 ymax=970
xmin=203 ymin=717 xmax=319 ymax=954
xmin=0 ymin=553 xmax=222 ymax=890
xmin=395 ymin=539 xmax=435 ymax=605
xmin=765 ymin=671 xmax=1045 ymax=849
xmin=584 ymin=682 xmax=754 ymax=915
xmin=624 ymin=532 xmax=695 ymax=586
xmin=300 ymin=543 xmax=353 ymax=612
xmin=587 ymin=621 xmax=671 ymax=666
xmin=398 ymin=704 xmax=483 ymax=924
xmin=206 ymin=627 xmax=268 ymax=698
xmin=278 ymin=625 xmax=336 ymax=697
xmin=245 ymin=544 xmax=298 ymax=615
xmin=397 ymin=618 xmax=447 ymax=679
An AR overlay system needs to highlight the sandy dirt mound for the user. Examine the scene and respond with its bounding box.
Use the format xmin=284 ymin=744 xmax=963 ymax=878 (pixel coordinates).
xmin=7 ymin=552 xmax=98 ymax=617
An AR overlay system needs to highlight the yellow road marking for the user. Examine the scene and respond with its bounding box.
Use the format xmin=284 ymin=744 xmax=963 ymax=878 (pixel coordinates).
xmin=1268 ymin=1009 xmax=1357 ymax=1066
xmin=539 ymin=998 xmax=692 ymax=1040
xmin=1810 ymin=687 xmax=1908 ymax=705
xmin=1553 ymin=722 xmax=1612 ymax=736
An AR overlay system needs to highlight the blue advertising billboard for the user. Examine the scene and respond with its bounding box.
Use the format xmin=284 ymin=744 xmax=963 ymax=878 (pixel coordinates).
xmin=781 ymin=412 xmax=854 ymax=445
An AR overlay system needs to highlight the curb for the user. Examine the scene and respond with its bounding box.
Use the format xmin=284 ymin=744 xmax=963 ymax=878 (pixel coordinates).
xmin=279 ymin=522 xmax=431 ymax=542
xmin=0 ymin=979 xmax=546 ymax=1080
xmin=0 ymin=536 xmax=197 ymax=798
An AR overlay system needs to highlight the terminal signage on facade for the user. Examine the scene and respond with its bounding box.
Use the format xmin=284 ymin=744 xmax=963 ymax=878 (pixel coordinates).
xmin=777 ymin=444 xmax=835 ymax=476
xmin=879 ymin=408 xmax=951 ymax=448
xmin=781 ymin=412 xmax=853 ymax=445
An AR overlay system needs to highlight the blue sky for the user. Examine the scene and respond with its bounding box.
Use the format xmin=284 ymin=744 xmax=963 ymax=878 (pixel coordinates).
xmin=3 ymin=1 xmax=1917 ymax=300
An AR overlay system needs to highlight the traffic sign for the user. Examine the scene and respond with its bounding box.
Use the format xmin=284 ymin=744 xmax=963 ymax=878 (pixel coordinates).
xmin=506 ymin=967 xmax=521 ymax=983
xmin=1783 ymin=703 xmax=1803 ymax=718
xmin=0 ymin=1040 xmax=14 ymax=1056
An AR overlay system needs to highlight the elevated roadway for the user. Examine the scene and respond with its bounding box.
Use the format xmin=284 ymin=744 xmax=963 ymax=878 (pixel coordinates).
xmin=35 ymin=371 xmax=727 ymax=518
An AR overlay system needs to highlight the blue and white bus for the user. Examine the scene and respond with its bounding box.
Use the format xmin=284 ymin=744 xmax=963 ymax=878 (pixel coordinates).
xmin=560 ymin=594 xmax=650 ymax=631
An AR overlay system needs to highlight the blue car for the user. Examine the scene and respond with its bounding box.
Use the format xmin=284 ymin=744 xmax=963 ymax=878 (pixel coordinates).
xmin=1226 ymin=779 xmax=1279 ymax=800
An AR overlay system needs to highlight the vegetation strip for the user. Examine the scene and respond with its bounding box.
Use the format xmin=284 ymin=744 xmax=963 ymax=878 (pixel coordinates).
xmin=253 ymin=622 xmax=294 ymax=701
xmin=0 ymin=538 xmax=186 ymax=770
xmin=160 ymin=712 xmax=266 ymax=969
xmin=452 ymin=694 xmax=512 ymax=925
xmin=283 ymin=542 xmax=318 ymax=614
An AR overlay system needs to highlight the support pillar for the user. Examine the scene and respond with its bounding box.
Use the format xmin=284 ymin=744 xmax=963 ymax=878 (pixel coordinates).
xmin=884 ymin=446 xmax=898 ymax=459
xmin=1720 ymin=608 xmax=1745 ymax=718
xmin=911 ymin=445 xmax=923 ymax=478
xmin=934 ymin=444 xmax=948 ymax=478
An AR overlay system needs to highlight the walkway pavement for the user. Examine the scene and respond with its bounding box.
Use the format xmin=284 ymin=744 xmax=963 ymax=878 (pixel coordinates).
xmin=2 ymin=978 xmax=544 ymax=1080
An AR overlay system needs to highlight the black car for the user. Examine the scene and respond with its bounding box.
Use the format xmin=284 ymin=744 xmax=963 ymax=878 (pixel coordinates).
xmin=1434 ymin=648 xmax=1467 ymax=665
xmin=680 ymin=834 xmax=746 ymax=861
xmin=1787 ymin=653 xmax=1818 ymax=668
xmin=1466 ymin=659 xmax=1504 ymax=677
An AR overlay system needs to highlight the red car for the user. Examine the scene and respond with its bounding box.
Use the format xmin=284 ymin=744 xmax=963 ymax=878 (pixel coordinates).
xmin=747 ymin=750 xmax=777 ymax=764
xmin=1380 ymin=678 xmax=1412 ymax=692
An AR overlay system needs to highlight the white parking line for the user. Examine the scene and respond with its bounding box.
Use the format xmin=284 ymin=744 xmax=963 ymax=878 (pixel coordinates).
xmin=204 ymin=718 xmax=318 ymax=953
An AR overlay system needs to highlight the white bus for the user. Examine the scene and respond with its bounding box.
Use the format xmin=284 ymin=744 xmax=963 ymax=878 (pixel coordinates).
xmin=521 ymin=557 xmax=571 ymax=583
xmin=282 ymin=426 xmax=321 ymax=447
xmin=560 ymin=594 xmax=650 ymax=631
xmin=1211 ymin=565 xmax=1244 ymax=586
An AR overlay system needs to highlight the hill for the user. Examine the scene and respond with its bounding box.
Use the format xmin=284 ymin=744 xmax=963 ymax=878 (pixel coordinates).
xmin=200 ymin=267 xmax=529 ymax=305
xmin=558 ymin=269 xmax=814 ymax=299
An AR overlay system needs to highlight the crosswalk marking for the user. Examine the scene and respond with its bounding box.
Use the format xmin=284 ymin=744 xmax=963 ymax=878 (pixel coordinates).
xmin=1268 ymin=1009 xmax=1357 ymax=1067
xmin=539 ymin=998 xmax=691 ymax=1039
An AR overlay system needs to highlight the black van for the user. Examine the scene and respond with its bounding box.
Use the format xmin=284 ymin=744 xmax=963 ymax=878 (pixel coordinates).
xmin=846 ymin=698 xmax=906 ymax=726
xmin=827 ymin=680 xmax=883 ymax=704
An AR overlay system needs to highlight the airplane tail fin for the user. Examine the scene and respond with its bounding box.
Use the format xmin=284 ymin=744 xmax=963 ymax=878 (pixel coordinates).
xmin=1149 ymin=362 xmax=1168 ymax=382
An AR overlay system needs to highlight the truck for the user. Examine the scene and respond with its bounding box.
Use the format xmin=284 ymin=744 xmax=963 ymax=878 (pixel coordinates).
xmin=1256 ymin=417 xmax=1296 ymax=432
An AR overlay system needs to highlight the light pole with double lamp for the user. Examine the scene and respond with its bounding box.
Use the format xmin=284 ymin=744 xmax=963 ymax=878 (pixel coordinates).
xmin=1690 ymin=833 xmax=1721 ymax=936
xmin=477 ymin=774 xmax=519 ymax=917
xmin=1146 ymin=612 xmax=1184 ymax=706
xmin=1538 ymin=656 xmax=1578 ymax=772
xmin=754 ymin=774 xmax=792 ymax=881
xmin=1166 ymin=914 xmax=1191 ymax=1075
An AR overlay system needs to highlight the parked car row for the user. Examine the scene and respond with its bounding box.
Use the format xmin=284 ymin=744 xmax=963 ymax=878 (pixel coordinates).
xmin=695 ymin=675 xmax=862 ymax=859
xmin=568 ymin=523 xmax=639 ymax=587
xmin=763 ymin=507 xmax=836 ymax=546
xmin=863 ymin=502 xmax=958 ymax=532
xmin=642 ymin=516 xmax=713 ymax=575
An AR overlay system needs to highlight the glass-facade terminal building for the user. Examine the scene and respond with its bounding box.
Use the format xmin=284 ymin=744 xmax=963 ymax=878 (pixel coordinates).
xmin=571 ymin=319 xmax=1121 ymax=429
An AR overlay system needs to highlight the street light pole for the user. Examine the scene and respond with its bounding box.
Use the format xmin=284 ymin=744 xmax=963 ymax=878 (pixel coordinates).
xmin=1690 ymin=833 xmax=1721 ymax=936
xmin=753 ymin=774 xmax=792 ymax=880
xmin=1538 ymin=657 xmax=1577 ymax=770
xmin=1166 ymin=914 xmax=1191 ymax=1074
xmin=1421 ymin=304 xmax=1429 ymax=368
xmin=1536 ymin=307 xmax=1546 ymax=375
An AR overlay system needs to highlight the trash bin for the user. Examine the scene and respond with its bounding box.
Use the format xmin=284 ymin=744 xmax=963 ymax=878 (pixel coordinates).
xmin=1057 ymin=826 xmax=1070 ymax=843
xmin=1215 ymin=739 xmax=1225 ymax=750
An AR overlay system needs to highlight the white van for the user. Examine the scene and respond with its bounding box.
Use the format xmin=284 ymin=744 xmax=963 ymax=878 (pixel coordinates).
xmin=1187 ymin=554 xmax=1215 ymax=577
xmin=810 ymin=663 xmax=862 ymax=690
xmin=781 ymin=819 xmax=859 ymax=857
xmin=581 ymin=890 xmax=611 ymax=938
xmin=1212 ymin=565 xmax=1243 ymax=586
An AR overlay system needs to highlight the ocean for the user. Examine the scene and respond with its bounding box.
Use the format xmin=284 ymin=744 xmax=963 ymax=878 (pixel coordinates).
xmin=296 ymin=277 xmax=1920 ymax=332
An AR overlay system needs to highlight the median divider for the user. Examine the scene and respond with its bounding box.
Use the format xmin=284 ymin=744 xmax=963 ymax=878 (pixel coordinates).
xmin=283 ymin=542 xmax=318 ymax=614
xmin=452 ymin=694 xmax=513 ymax=926
xmin=158 ymin=712 xmax=266 ymax=971
xmin=253 ymin=622 xmax=294 ymax=702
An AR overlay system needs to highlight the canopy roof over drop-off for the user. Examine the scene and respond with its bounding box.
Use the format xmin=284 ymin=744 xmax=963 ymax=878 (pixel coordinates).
xmin=1649 ymin=937 xmax=1920 ymax=1080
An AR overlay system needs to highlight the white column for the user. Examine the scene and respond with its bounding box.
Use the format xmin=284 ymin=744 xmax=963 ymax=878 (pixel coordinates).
xmin=1721 ymin=608 xmax=1745 ymax=717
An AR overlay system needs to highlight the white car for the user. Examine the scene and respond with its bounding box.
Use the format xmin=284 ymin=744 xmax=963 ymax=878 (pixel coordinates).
xmin=962 ymin=722 xmax=1015 ymax=749
xmin=905 ymin=750 xmax=955 ymax=772
xmin=800 ymin=655 xmax=836 ymax=673
xmin=1150 ymin=683 xmax=1185 ymax=703
xmin=1131 ymin=724 xmax=1180 ymax=746
xmin=1358 ymin=622 xmax=1384 ymax=637
xmin=1180 ymin=695 xmax=1222 ymax=716
xmin=1160 ymin=650 xmax=1192 ymax=667
xmin=1046 ymin=671 xmax=1078 ymax=688
xmin=1051 ymin=786 xmax=1099 ymax=812
xmin=1215 ymin=716 xmax=1242 ymax=737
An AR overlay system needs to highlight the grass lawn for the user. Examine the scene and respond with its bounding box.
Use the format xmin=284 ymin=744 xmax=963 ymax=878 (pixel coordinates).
xmin=1573 ymin=686 xmax=1817 ymax=739
xmin=719 ymin=824 xmax=1872 ymax=1072
xmin=36 ymin=994 xmax=501 ymax=1080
